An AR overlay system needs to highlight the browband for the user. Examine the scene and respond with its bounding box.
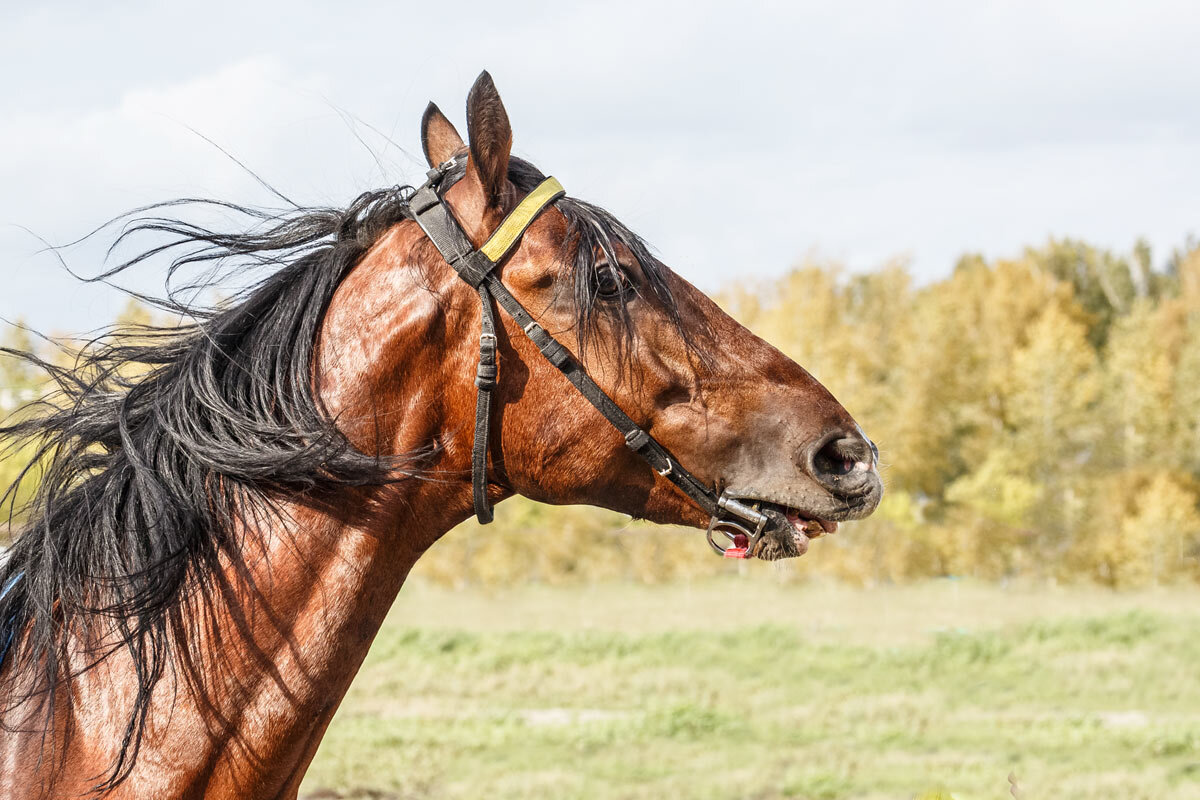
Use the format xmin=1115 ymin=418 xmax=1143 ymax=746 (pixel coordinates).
xmin=480 ymin=177 xmax=566 ymax=262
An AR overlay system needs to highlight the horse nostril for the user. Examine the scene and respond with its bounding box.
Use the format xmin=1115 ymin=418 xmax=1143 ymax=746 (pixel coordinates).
xmin=810 ymin=434 xmax=875 ymax=483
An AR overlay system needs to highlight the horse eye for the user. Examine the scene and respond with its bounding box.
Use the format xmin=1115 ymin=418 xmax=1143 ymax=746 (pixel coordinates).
xmin=594 ymin=263 xmax=632 ymax=300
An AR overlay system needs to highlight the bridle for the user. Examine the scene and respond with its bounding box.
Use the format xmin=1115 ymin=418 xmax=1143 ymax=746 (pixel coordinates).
xmin=409 ymin=158 xmax=769 ymax=558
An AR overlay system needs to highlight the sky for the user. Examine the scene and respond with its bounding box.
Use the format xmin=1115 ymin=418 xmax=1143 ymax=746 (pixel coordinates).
xmin=2 ymin=1 xmax=1198 ymax=334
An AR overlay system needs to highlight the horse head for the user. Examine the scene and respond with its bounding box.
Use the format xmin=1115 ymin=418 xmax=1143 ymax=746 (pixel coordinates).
xmin=322 ymin=72 xmax=882 ymax=560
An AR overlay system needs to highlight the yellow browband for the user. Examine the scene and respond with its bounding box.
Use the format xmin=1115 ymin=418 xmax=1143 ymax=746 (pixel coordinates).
xmin=479 ymin=177 xmax=565 ymax=263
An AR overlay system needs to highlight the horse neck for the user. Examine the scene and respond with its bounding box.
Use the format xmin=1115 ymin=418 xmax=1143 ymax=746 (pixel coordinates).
xmin=145 ymin=227 xmax=487 ymax=793
xmin=152 ymin=265 xmax=485 ymax=791
xmin=96 ymin=249 xmax=480 ymax=794
xmin=203 ymin=480 xmax=456 ymax=718
xmin=135 ymin=466 xmax=469 ymax=794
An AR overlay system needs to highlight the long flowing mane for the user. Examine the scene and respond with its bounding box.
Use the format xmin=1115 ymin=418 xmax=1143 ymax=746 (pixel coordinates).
xmin=0 ymin=157 xmax=679 ymax=790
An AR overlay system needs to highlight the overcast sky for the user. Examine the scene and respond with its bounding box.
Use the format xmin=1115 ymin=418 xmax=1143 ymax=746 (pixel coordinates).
xmin=2 ymin=1 xmax=1198 ymax=334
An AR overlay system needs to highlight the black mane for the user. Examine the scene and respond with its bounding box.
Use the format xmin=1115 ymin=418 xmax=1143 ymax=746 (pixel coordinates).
xmin=0 ymin=157 xmax=681 ymax=790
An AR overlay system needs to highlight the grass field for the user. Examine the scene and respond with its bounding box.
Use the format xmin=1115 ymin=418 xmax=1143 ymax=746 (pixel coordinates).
xmin=300 ymin=579 xmax=1200 ymax=800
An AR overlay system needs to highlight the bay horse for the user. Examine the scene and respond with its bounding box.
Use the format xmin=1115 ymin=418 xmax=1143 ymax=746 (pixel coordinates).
xmin=0 ymin=72 xmax=882 ymax=798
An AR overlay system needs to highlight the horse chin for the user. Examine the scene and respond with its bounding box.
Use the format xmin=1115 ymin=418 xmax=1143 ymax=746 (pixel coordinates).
xmin=744 ymin=506 xmax=820 ymax=563
xmin=753 ymin=519 xmax=810 ymax=561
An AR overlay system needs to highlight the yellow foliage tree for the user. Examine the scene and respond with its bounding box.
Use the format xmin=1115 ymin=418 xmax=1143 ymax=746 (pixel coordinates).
xmin=1071 ymin=471 xmax=1200 ymax=587
xmin=1007 ymin=304 xmax=1101 ymax=479
xmin=1102 ymin=299 xmax=1186 ymax=469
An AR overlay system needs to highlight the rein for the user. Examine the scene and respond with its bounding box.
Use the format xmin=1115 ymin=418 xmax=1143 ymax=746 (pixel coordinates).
xmin=409 ymin=159 xmax=768 ymax=558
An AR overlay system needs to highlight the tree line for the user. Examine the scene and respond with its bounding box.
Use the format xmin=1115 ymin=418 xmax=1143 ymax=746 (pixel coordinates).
xmin=3 ymin=238 xmax=1199 ymax=587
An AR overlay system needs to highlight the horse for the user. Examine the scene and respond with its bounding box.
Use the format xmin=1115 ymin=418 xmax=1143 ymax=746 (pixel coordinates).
xmin=0 ymin=72 xmax=882 ymax=798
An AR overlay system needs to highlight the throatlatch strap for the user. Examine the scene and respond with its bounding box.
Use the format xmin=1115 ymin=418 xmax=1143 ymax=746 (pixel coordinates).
xmin=472 ymin=284 xmax=498 ymax=522
xmin=412 ymin=168 xmax=721 ymax=524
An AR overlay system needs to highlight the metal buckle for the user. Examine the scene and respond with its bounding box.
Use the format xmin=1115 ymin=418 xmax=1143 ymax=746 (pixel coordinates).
xmin=479 ymin=333 xmax=497 ymax=347
xmin=523 ymin=321 xmax=542 ymax=337
xmin=656 ymin=460 xmax=673 ymax=477
xmin=706 ymin=493 xmax=769 ymax=559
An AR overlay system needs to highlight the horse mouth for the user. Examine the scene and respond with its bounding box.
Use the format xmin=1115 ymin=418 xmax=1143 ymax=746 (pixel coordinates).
xmin=739 ymin=499 xmax=839 ymax=561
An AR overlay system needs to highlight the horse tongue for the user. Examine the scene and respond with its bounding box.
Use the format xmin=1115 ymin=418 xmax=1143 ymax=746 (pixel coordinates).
xmin=785 ymin=510 xmax=815 ymax=536
xmin=785 ymin=511 xmax=838 ymax=537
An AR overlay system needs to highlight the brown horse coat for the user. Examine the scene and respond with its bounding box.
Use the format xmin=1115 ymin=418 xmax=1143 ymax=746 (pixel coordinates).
xmin=0 ymin=73 xmax=880 ymax=798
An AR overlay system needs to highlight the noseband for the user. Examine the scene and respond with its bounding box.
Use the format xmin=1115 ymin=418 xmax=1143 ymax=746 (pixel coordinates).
xmin=409 ymin=160 xmax=767 ymax=558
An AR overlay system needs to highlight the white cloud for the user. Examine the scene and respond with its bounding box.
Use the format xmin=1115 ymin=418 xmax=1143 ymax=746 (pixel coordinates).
xmin=0 ymin=56 xmax=345 ymax=225
xmin=0 ymin=56 xmax=363 ymax=328
xmin=2 ymin=1 xmax=1199 ymax=332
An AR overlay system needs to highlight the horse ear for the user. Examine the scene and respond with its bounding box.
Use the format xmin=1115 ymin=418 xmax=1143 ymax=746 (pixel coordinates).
xmin=421 ymin=102 xmax=464 ymax=168
xmin=464 ymin=71 xmax=512 ymax=207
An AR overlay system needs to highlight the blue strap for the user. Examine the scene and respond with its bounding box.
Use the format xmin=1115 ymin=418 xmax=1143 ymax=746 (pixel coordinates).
xmin=0 ymin=572 xmax=23 ymax=672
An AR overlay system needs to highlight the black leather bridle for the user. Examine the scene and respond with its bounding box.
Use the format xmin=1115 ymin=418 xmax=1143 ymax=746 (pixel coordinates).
xmin=409 ymin=158 xmax=769 ymax=558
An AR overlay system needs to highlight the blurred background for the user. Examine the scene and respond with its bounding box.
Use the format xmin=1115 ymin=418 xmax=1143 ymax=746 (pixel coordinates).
xmin=3 ymin=2 xmax=1199 ymax=798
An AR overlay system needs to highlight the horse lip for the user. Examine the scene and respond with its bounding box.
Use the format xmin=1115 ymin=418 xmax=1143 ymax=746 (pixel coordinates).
xmin=824 ymin=470 xmax=882 ymax=502
xmin=721 ymin=488 xmax=866 ymax=524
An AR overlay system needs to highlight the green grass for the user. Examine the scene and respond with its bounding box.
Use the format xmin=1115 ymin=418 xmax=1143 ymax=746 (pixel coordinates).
xmin=300 ymin=580 xmax=1200 ymax=799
